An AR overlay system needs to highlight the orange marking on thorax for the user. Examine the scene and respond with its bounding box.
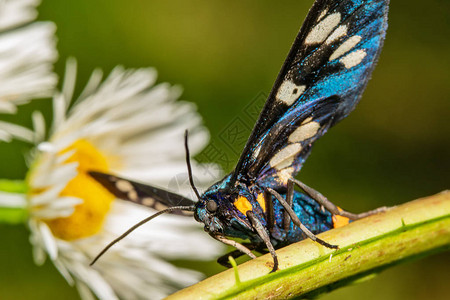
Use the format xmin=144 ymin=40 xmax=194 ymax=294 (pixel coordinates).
xmin=332 ymin=207 xmax=350 ymax=228
xmin=256 ymin=193 xmax=266 ymax=212
xmin=234 ymin=196 xmax=253 ymax=215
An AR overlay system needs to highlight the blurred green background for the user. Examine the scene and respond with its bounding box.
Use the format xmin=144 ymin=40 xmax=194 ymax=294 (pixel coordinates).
xmin=0 ymin=0 xmax=449 ymax=299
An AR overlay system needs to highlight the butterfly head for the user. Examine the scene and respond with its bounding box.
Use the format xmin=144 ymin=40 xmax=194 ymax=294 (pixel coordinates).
xmin=194 ymin=186 xmax=239 ymax=235
xmin=194 ymin=180 xmax=255 ymax=238
xmin=194 ymin=197 xmax=224 ymax=234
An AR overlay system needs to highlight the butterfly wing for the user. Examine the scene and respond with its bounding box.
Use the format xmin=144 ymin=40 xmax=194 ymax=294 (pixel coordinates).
xmin=232 ymin=0 xmax=389 ymax=187
xmin=89 ymin=171 xmax=196 ymax=215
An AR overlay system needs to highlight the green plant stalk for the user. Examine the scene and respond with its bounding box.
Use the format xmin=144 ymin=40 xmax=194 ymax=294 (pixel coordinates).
xmin=0 ymin=179 xmax=28 ymax=224
xmin=0 ymin=179 xmax=28 ymax=193
xmin=166 ymin=191 xmax=450 ymax=300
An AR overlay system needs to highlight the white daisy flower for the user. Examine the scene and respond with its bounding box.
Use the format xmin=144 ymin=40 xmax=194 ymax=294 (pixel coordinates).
xmin=11 ymin=61 xmax=223 ymax=299
xmin=0 ymin=0 xmax=57 ymax=114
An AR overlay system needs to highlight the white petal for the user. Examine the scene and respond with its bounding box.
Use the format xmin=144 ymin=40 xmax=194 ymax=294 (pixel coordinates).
xmin=0 ymin=101 xmax=17 ymax=113
xmin=0 ymin=22 xmax=58 ymax=112
xmin=75 ymin=281 xmax=97 ymax=300
xmin=0 ymin=0 xmax=38 ymax=30
xmin=46 ymin=196 xmax=83 ymax=210
xmin=0 ymin=121 xmax=35 ymax=142
xmin=32 ymin=111 xmax=46 ymax=143
xmin=61 ymin=58 xmax=77 ymax=109
xmin=52 ymin=257 xmax=75 ymax=285
xmin=31 ymin=160 xmax=77 ymax=188
xmin=38 ymin=222 xmax=58 ymax=260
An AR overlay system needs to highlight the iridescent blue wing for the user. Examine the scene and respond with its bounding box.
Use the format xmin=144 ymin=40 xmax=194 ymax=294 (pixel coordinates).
xmin=89 ymin=171 xmax=195 ymax=215
xmin=232 ymin=0 xmax=389 ymax=187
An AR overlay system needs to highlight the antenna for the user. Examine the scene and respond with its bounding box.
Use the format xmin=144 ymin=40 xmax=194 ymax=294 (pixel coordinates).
xmin=184 ymin=130 xmax=202 ymax=201
xmin=90 ymin=205 xmax=195 ymax=265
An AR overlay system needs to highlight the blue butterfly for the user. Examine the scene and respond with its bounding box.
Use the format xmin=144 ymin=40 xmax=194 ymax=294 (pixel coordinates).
xmin=90 ymin=0 xmax=390 ymax=272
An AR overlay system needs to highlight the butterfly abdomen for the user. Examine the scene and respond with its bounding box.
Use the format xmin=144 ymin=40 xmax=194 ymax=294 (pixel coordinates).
xmin=270 ymin=191 xmax=335 ymax=244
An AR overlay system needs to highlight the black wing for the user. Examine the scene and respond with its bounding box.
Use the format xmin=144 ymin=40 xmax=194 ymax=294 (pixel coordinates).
xmin=232 ymin=0 xmax=389 ymax=187
xmin=89 ymin=171 xmax=195 ymax=215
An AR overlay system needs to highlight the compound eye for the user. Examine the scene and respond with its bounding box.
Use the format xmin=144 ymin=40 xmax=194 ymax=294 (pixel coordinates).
xmin=206 ymin=200 xmax=218 ymax=213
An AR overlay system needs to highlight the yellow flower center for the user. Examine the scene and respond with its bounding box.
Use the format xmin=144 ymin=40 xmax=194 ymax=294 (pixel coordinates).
xmin=43 ymin=139 xmax=115 ymax=240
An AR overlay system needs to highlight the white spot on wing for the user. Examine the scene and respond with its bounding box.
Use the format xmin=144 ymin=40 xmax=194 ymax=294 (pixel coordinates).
xmin=277 ymin=167 xmax=294 ymax=185
xmin=116 ymin=180 xmax=134 ymax=193
xmin=329 ymin=35 xmax=362 ymax=61
xmin=154 ymin=202 xmax=167 ymax=211
xmin=325 ymin=25 xmax=347 ymax=44
xmin=288 ymin=121 xmax=321 ymax=143
xmin=142 ymin=197 xmax=155 ymax=206
xmin=305 ymin=12 xmax=341 ymax=45
xmin=128 ymin=190 xmax=138 ymax=201
xmin=340 ymin=49 xmax=367 ymax=69
xmin=301 ymin=117 xmax=313 ymax=124
xmin=317 ymin=9 xmax=328 ymax=21
xmin=270 ymin=143 xmax=302 ymax=170
xmin=277 ymin=81 xmax=306 ymax=106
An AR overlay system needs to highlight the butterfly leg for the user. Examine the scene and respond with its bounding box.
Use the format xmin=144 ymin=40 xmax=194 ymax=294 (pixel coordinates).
xmin=211 ymin=233 xmax=257 ymax=260
xmin=264 ymin=189 xmax=275 ymax=233
xmin=288 ymin=178 xmax=386 ymax=220
xmin=247 ymin=211 xmax=279 ymax=273
xmin=267 ymin=187 xmax=339 ymax=250
xmin=283 ymin=180 xmax=294 ymax=231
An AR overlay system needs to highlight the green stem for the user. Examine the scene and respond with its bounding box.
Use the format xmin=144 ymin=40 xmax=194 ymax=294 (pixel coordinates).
xmin=166 ymin=191 xmax=450 ymax=300
xmin=0 ymin=179 xmax=28 ymax=193
xmin=0 ymin=179 xmax=28 ymax=224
